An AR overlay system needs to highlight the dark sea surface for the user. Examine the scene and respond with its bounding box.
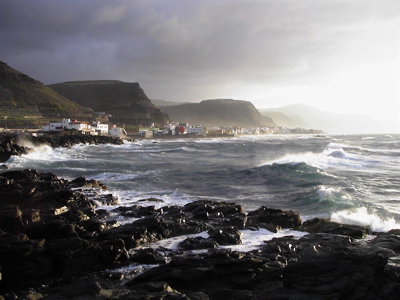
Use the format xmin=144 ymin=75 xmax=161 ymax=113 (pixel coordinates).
xmin=10 ymin=133 xmax=400 ymax=233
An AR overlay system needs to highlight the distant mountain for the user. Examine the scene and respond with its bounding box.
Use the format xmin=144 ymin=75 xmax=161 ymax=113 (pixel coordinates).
xmin=151 ymin=99 xmax=190 ymax=107
xmin=259 ymin=110 xmax=308 ymax=128
xmin=49 ymin=81 xmax=168 ymax=126
xmin=0 ymin=61 xmax=93 ymax=127
xmin=261 ymin=103 xmax=380 ymax=133
xmin=161 ymin=99 xmax=275 ymax=128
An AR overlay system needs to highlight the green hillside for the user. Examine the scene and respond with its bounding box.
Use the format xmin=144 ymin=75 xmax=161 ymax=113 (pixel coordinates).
xmin=0 ymin=61 xmax=93 ymax=128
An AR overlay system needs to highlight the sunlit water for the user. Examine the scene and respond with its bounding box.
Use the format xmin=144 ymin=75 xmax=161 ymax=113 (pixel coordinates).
xmin=8 ymin=133 xmax=400 ymax=233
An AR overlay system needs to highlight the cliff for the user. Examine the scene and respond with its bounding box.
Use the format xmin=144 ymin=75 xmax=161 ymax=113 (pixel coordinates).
xmin=160 ymin=99 xmax=275 ymax=128
xmin=49 ymin=80 xmax=168 ymax=126
xmin=0 ymin=61 xmax=93 ymax=127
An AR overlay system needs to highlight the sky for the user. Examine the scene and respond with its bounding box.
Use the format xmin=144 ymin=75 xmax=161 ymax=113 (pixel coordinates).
xmin=0 ymin=0 xmax=399 ymax=129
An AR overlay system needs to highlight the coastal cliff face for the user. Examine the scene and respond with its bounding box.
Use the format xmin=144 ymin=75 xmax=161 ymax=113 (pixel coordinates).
xmin=49 ymin=81 xmax=168 ymax=126
xmin=0 ymin=61 xmax=93 ymax=127
xmin=160 ymin=99 xmax=276 ymax=128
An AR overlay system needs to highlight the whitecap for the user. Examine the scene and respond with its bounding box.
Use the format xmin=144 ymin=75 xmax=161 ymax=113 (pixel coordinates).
xmin=327 ymin=149 xmax=347 ymax=158
xmin=89 ymin=172 xmax=140 ymax=182
xmin=317 ymin=186 xmax=350 ymax=203
xmin=331 ymin=207 xmax=400 ymax=232
xmin=261 ymin=146 xmax=372 ymax=171
xmin=7 ymin=145 xmax=78 ymax=168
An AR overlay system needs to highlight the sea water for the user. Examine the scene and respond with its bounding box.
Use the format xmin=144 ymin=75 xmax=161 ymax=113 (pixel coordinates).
xmin=8 ymin=133 xmax=400 ymax=234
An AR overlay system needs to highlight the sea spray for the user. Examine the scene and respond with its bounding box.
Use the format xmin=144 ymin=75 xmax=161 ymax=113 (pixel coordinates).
xmin=331 ymin=207 xmax=400 ymax=232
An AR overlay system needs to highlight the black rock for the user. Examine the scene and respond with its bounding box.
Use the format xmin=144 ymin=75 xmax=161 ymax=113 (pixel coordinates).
xmin=246 ymin=206 xmax=302 ymax=229
xmin=301 ymin=217 xmax=368 ymax=238
xmin=178 ymin=236 xmax=219 ymax=250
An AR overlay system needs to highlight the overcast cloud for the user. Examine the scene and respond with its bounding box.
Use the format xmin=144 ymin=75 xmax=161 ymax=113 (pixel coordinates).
xmin=0 ymin=0 xmax=399 ymax=125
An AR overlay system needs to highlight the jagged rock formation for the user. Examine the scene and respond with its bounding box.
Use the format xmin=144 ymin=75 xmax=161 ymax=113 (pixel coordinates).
xmin=49 ymin=81 xmax=168 ymax=127
xmin=0 ymin=61 xmax=93 ymax=127
xmin=160 ymin=99 xmax=275 ymax=128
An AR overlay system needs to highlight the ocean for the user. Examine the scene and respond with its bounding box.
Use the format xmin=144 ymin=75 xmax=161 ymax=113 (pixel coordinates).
xmin=8 ymin=133 xmax=400 ymax=235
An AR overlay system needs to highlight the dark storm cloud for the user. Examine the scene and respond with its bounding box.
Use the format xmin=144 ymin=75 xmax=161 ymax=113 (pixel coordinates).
xmin=0 ymin=0 xmax=398 ymax=101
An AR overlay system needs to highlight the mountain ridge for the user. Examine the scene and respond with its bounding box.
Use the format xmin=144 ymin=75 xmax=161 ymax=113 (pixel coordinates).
xmin=49 ymin=80 xmax=168 ymax=126
xmin=160 ymin=99 xmax=275 ymax=128
xmin=0 ymin=61 xmax=93 ymax=126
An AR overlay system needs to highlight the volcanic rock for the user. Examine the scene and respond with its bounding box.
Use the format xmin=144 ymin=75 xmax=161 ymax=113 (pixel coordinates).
xmin=1 ymin=169 xmax=400 ymax=300
xmin=246 ymin=206 xmax=302 ymax=231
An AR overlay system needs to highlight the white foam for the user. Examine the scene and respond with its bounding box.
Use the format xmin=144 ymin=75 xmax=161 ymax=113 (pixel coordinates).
xmin=7 ymin=145 xmax=75 ymax=168
xmin=89 ymin=172 xmax=141 ymax=182
xmin=112 ymin=188 xmax=193 ymax=209
xmin=264 ymin=151 xmax=319 ymax=166
xmin=194 ymin=138 xmax=232 ymax=144
xmin=221 ymin=228 xmax=308 ymax=252
xmin=261 ymin=142 xmax=371 ymax=170
xmin=104 ymin=263 xmax=159 ymax=280
xmin=139 ymin=231 xmax=210 ymax=251
xmin=317 ymin=186 xmax=350 ymax=203
xmin=23 ymin=145 xmax=55 ymax=159
xmin=139 ymin=228 xmax=308 ymax=253
xmin=331 ymin=207 xmax=400 ymax=232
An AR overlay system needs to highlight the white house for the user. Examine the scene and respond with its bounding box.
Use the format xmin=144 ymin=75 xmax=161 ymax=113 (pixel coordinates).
xmin=42 ymin=118 xmax=110 ymax=135
xmin=41 ymin=118 xmax=71 ymax=132
xmin=187 ymin=125 xmax=203 ymax=135
xmin=68 ymin=120 xmax=91 ymax=131
xmin=109 ymin=125 xmax=127 ymax=138
xmin=164 ymin=123 xmax=177 ymax=135
xmin=92 ymin=122 xmax=109 ymax=135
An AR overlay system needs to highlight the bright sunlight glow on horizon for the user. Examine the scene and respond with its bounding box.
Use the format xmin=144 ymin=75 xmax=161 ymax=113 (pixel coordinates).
xmin=0 ymin=0 xmax=399 ymax=132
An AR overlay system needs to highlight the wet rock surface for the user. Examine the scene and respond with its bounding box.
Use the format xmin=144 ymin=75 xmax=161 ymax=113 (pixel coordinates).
xmin=0 ymin=134 xmax=31 ymax=163
xmin=0 ymin=170 xmax=399 ymax=299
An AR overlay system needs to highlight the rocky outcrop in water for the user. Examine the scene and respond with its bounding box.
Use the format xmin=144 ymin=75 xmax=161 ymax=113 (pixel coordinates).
xmin=0 ymin=133 xmax=124 ymax=162
xmin=0 ymin=169 xmax=399 ymax=299
xmin=0 ymin=134 xmax=31 ymax=163
xmin=33 ymin=133 xmax=125 ymax=148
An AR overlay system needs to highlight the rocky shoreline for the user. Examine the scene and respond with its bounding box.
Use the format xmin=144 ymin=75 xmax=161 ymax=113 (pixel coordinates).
xmin=0 ymin=133 xmax=125 ymax=163
xmin=0 ymin=167 xmax=399 ymax=299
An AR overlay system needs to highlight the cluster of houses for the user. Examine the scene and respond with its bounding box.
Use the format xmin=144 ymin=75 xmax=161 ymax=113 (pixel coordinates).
xmin=41 ymin=118 xmax=323 ymax=139
xmin=138 ymin=122 xmax=205 ymax=138
xmin=137 ymin=123 xmax=323 ymax=138
xmin=41 ymin=118 xmax=127 ymax=138
xmin=207 ymin=126 xmax=323 ymax=135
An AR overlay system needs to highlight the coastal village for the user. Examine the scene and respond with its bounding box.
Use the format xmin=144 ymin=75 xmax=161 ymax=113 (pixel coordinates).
xmin=40 ymin=118 xmax=128 ymax=138
xmin=3 ymin=117 xmax=323 ymax=139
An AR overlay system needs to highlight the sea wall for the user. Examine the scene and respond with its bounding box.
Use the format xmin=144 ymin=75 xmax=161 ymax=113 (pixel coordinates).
xmin=0 ymin=169 xmax=399 ymax=299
